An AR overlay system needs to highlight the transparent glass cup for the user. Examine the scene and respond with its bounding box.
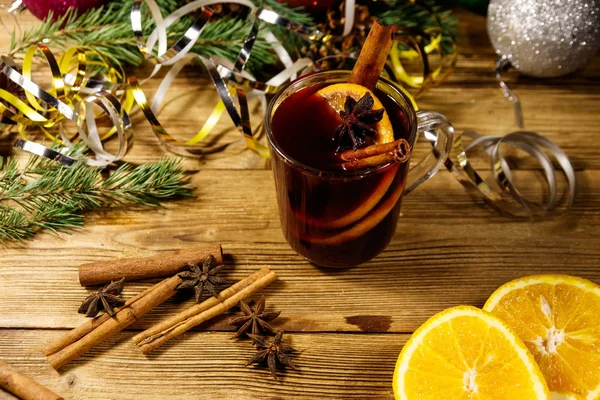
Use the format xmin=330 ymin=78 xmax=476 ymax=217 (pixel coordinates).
xmin=265 ymin=71 xmax=454 ymax=267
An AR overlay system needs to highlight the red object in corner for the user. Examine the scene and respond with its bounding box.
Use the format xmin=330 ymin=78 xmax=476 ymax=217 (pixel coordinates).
xmin=22 ymin=0 xmax=110 ymax=21
xmin=277 ymin=0 xmax=339 ymax=13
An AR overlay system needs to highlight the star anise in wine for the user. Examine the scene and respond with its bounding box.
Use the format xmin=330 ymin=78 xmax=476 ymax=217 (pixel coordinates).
xmin=78 ymin=278 xmax=126 ymax=318
xmin=334 ymin=92 xmax=385 ymax=152
xmin=176 ymin=255 xmax=228 ymax=303
xmin=230 ymin=295 xmax=281 ymax=339
xmin=246 ymin=331 xmax=297 ymax=380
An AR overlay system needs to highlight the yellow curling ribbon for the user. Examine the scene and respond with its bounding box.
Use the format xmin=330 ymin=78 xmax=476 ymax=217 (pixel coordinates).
xmin=129 ymin=77 xmax=230 ymax=156
xmin=1 ymin=44 xmax=134 ymax=165
xmin=185 ymin=99 xmax=226 ymax=145
xmin=389 ymin=13 xmax=457 ymax=96
xmin=21 ymin=45 xmax=66 ymax=113
xmin=2 ymin=1 xmax=457 ymax=164
xmin=58 ymin=47 xmax=86 ymax=97
xmin=0 ymin=89 xmax=52 ymax=127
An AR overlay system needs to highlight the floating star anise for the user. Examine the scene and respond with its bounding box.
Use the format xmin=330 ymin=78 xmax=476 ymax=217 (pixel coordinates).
xmin=334 ymin=92 xmax=385 ymax=152
xmin=176 ymin=255 xmax=228 ymax=303
xmin=246 ymin=331 xmax=297 ymax=380
xmin=78 ymin=277 xmax=126 ymax=318
xmin=230 ymin=295 xmax=281 ymax=339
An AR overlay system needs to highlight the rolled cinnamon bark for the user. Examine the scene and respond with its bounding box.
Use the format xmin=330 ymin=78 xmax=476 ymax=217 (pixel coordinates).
xmin=79 ymin=245 xmax=222 ymax=286
xmin=132 ymin=267 xmax=272 ymax=346
xmin=348 ymin=21 xmax=395 ymax=90
xmin=340 ymin=140 xmax=411 ymax=170
xmin=0 ymin=360 xmax=63 ymax=400
xmin=136 ymin=269 xmax=278 ymax=354
xmin=42 ymin=285 xmax=156 ymax=357
xmin=46 ymin=275 xmax=182 ymax=370
xmin=340 ymin=138 xmax=410 ymax=161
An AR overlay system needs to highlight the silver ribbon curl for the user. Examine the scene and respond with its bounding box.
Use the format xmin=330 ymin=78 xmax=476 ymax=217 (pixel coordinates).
xmin=13 ymin=139 xmax=77 ymax=167
xmin=129 ymin=0 xmax=320 ymax=156
xmin=495 ymin=58 xmax=524 ymax=128
xmin=1 ymin=55 xmax=133 ymax=167
xmin=444 ymin=130 xmax=576 ymax=217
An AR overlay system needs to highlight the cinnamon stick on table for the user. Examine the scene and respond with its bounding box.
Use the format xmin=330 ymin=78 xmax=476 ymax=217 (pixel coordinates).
xmin=348 ymin=21 xmax=395 ymax=90
xmin=0 ymin=360 xmax=63 ymax=400
xmin=45 ymin=275 xmax=183 ymax=370
xmin=79 ymin=244 xmax=222 ymax=286
xmin=134 ymin=267 xmax=278 ymax=354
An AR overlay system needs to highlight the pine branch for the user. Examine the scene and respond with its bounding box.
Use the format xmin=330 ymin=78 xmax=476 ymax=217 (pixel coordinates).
xmin=191 ymin=17 xmax=278 ymax=71
xmin=7 ymin=0 xmax=313 ymax=73
xmin=377 ymin=0 xmax=457 ymax=54
xmin=9 ymin=0 xmax=181 ymax=69
xmin=0 ymin=149 xmax=194 ymax=243
xmin=260 ymin=0 xmax=314 ymax=26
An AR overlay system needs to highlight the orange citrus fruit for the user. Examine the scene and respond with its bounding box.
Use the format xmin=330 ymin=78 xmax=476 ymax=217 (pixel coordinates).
xmin=484 ymin=275 xmax=600 ymax=399
xmin=551 ymin=392 xmax=586 ymax=400
xmin=317 ymin=83 xmax=395 ymax=144
xmin=393 ymin=305 xmax=550 ymax=400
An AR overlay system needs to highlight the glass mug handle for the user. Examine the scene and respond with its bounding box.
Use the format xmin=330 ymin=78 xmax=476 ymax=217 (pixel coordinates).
xmin=404 ymin=111 xmax=455 ymax=195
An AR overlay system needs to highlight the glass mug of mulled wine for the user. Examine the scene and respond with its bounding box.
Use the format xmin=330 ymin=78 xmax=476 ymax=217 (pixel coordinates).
xmin=265 ymin=71 xmax=453 ymax=268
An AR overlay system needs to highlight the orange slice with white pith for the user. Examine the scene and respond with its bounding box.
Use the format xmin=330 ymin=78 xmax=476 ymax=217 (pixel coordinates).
xmin=316 ymin=83 xmax=395 ymax=145
xmin=393 ymin=305 xmax=550 ymax=400
xmin=551 ymin=392 xmax=586 ymax=400
xmin=484 ymin=275 xmax=600 ymax=400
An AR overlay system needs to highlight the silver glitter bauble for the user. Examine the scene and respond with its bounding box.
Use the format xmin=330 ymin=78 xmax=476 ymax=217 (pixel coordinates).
xmin=488 ymin=0 xmax=600 ymax=78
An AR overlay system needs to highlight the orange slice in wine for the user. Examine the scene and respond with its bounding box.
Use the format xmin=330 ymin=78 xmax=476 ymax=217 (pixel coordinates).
xmin=294 ymin=83 xmax=398 ymax=231
xmin=316 ymin=83 xmax=395 ymax=145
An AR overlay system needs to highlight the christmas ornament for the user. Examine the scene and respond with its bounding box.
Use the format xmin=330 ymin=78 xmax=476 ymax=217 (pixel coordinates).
xmin=22 ymin=0 xmax=110 ymax=21
xmin=280 ymin=0 xmax=338 ymax=13
xmin=487 ymin=0 xmax=600 ymax=78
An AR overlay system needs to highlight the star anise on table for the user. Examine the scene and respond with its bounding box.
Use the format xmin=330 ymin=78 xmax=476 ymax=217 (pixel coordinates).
xmin=334 ymin=92 xmax=385 ymax=152
xmin=230 ymin=295 xmax=281 ymax=339
xmin=176 ymin=255 xmax=228 ymax=303
xmin=246 ymin=331 xmax=297 ymax=380
xmin=78 ymin=278 xmax=126 ymax=318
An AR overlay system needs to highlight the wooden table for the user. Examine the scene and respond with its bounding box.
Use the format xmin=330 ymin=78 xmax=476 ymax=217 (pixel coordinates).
xmin=1 ymin=7 xmax=599 ymax=399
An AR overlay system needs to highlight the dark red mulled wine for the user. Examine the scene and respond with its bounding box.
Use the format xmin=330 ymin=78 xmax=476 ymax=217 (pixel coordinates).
xmin=268 ymin=78 xmax=412 ymax=268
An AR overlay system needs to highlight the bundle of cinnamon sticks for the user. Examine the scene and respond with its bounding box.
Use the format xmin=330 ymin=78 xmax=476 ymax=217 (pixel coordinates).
xmin=44 ymin=244 xmax=278 ymax=370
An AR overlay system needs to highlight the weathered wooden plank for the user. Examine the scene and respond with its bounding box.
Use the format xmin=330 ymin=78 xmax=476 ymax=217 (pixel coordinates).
xmin=0 ymin=169 xmax=596 ymax=332
xmin=0 ymin=329 xmax=405 ymax=399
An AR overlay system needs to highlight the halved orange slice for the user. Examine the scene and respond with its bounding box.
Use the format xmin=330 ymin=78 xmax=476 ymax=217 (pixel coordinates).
xmin=393 ymin=305 xmax=550 ymax=400
xmin=484 ymin=275 xmax=600 ymax=399
xmin=316 ymin=83 xmax=395 ymax=145
xmin=551 ymin=392 xmax=586 ymax=400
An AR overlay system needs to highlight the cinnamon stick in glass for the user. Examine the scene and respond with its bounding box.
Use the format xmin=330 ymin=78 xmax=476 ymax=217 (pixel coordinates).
xmin=0 ymin=360 xmax=63 ymax=400
xmin=339 ymin=139 xmax=411 ymax=170
xmin=348 ymin=21 xmax=395 ymax=90
xmin=45 ymin=275 xmax=182 ymax=370
xmin=79 ymin=244 xmax=222 ymax=286
xmin=340 ymin=138 xmax=410 ymax=161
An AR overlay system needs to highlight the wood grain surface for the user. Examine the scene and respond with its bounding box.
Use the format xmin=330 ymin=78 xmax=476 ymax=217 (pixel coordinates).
xmin=1 ymin=5 xmax=599 ymax=400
